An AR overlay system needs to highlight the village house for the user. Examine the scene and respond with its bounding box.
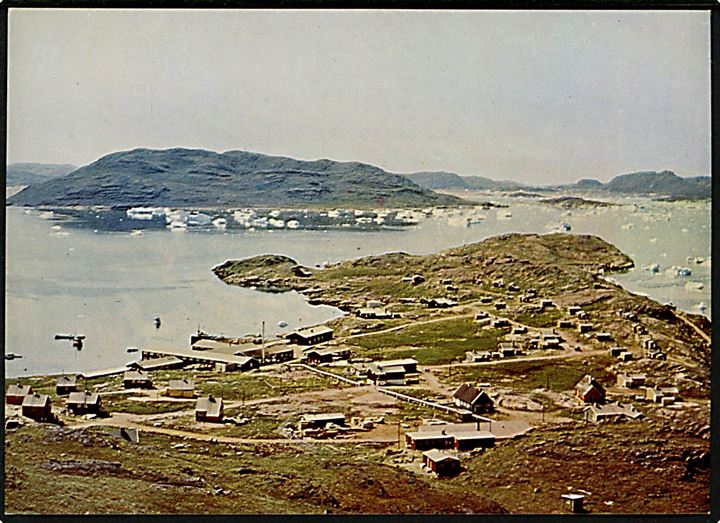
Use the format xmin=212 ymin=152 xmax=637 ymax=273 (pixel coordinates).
xmin=497 ymin=343 xmax=520 ymax=358
xmin=568 ymin=306 xmax=582 ymax=316
xmin=578 ymin=323 xmax=594 ymax=333
xmin=304 ymin=347 xmax=351 ymax=365
xmin=475 ymin=311 xmax=489 ymax=320
xmin=452 ymin=383 xmax=494 ymax=413
xmin=356 ymin=308 xmax=393 ymax=319
xmin=6 ymin=384 xmax=33 ymax=405
xmin=66 ymin=391 xmax=102 ymax=415
xmin=287 ymin=325 xmax=334 ymax=345
xmin=424 ymin=297 xmax=458 ymax=309
xmin=405 ymin=430 xmax=455 ymax=451
xmin=494 ymin=301 xmax=507 ymax=310
xmin=298 ymin=413 xmax=346 ymax=431
xmin=575 ymin=375 xmax=606 ymax=403
xmin=557 ymin=319 xmax=574 ymax=329
xmin=480 ymin=296 xmax=493 ymax=304
xmin=596 ymin=332 xmax=613 ymax=342
xmin=465 ymin=351 xmax=492 ymax=363
xmin=131 ymin=356 xmax=184 ymax=372
xmin=123 ymin=370 xmax=152 ymax=389
xmin=21 ymin=393 xmax=52 ymax=421
xmin=540 ymin=299 xmax=554 ymax=308
xmin=616 ymin=373 xmax=647 ymax=388
xmin=195 ymin=395 xmax=224 ymax=422
xmin=166 ymin=378 xmax=195 ymax=398
xmin=240 ymin=345 xmax=294 ymax=364
xmin=492 ymin=318 xmax=510 ymax=328
xmin=422 ymin=450 xmax=461 ymax=477
xmin=366 ymin=358 xmax=419 ymax=385
xmin=609 ymin=346 xmax=626 ymax=357
xmin=584 ymin=403 xmax=643 ymax=423
xmin=453 ymin=431 xmax=495 ymax=451
xmin=56 ymin=375 xmax=78 ymax=395
xmin=511 ymin=325 xmax=527 ymax=335
xmin=507 ymin=282 xmax=520 ymax=292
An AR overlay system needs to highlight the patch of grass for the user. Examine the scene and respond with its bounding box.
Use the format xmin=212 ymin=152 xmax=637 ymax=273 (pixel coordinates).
xmin=348 ymin=318 xmax=504 ymax=364
xmin=102 ymin=398 xmax=190 ymax=415
xmin=437 ymin=355 xmax=615 ymax=392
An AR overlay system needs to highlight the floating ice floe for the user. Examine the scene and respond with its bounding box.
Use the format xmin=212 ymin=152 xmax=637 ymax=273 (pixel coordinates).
xmin=685 ymin=281 xmax=704 ymax=292
xmin=665 ymin=266 xmax=692 ymax=278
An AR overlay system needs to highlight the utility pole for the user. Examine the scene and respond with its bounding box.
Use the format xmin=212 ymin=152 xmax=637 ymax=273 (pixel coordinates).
xmin=261 ymin=321 xmax=265 ymax=364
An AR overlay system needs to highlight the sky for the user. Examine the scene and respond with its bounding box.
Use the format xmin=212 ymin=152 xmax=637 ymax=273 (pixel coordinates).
xmin=7 ymin=9 xmax=711 ymax=184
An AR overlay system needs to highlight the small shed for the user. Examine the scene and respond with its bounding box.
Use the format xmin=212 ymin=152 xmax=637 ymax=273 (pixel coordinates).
xmin=287 ymin=326 xmax=334 ymax=345
xmin=56 ymin=375 xmax=78 ymax=395
xmin=6 ymin=384 xmax=33 ymax=405
xmin=596 ymin=332 xmax=613 ymax=342
xmin=166 ymin=378 xmax=195 ymax=398
xmin=123 ymin=370 xmax=152 ymax=389
xmin=561 ymin=493 xmax=584 ymax=513
xmin=195 ymin=395 xmax=224 ymax=422
xmin=512 ymin=325 xmax=527 ymax=335
xmin=66 ymin=391 xmax=102 ymax=414
xmin=568 ymin=306 xmax=582 ymax=316
xmin=422 ymin=450 xmax=461 ymax=477
xmin=494 ymin=301 xmax=507 ymax=310
xmin=557 ymin=319 xmax=573 ymax=329
xmin=492 ymin=318 xmax=510 ymax=328
xmin=21 ymin=393 xmax=52 ymax=421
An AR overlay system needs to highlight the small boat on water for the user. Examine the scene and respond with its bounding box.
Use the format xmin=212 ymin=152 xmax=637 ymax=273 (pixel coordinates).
xmin=5 ymin=353 xmax=23 ymax=360
xmin=154 ymin=317 xmax=162 ymax=328
xmin=277 ymin=321 xmax=288 ymax=328
xmin=126 ymin=346 xmax=139 ymax=353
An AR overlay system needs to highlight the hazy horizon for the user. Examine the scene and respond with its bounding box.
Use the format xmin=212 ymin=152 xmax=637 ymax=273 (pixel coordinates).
xmin=8 ymin=10 xmax=710 ymax=184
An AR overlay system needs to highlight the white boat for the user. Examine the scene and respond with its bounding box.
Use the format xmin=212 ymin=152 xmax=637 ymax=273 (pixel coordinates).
xmin=212 ymin=217 xmax=227 ymax=229
xmin=130 ymin=230 xmax=144 ymax=236
xmin=286 ymin=220 xmax=300 ymax=229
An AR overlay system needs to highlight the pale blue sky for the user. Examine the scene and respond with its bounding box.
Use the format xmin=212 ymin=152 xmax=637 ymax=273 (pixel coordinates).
xmin=7 ymin=9 xmax=710 ymax=184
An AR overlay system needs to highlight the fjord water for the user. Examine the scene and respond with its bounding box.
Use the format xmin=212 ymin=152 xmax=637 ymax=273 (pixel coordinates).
xmin=5 ymin=197 xmax=710 ymax=377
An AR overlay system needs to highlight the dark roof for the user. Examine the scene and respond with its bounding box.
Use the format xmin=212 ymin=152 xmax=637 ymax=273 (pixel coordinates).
xmin=575 ymin=374 xmax=605 ymax=396
xmin=453 ymin=383 xmax=492 ymax=406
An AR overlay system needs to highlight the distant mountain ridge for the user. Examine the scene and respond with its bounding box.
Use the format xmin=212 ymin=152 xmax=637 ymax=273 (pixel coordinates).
xmin=408 ymin=169 xmax=710 ymax=199
xmin=6 ymin=163 xmax=77 ymax=186
xmin=405 ymin=171 xmax=527 ymax=192
xmin=7 ymin=148 xmax=466 ymax=209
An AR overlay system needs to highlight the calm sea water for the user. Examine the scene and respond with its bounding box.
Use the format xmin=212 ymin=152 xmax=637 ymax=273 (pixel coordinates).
xmin=5 ymin=196 xmax=710 ymax=377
